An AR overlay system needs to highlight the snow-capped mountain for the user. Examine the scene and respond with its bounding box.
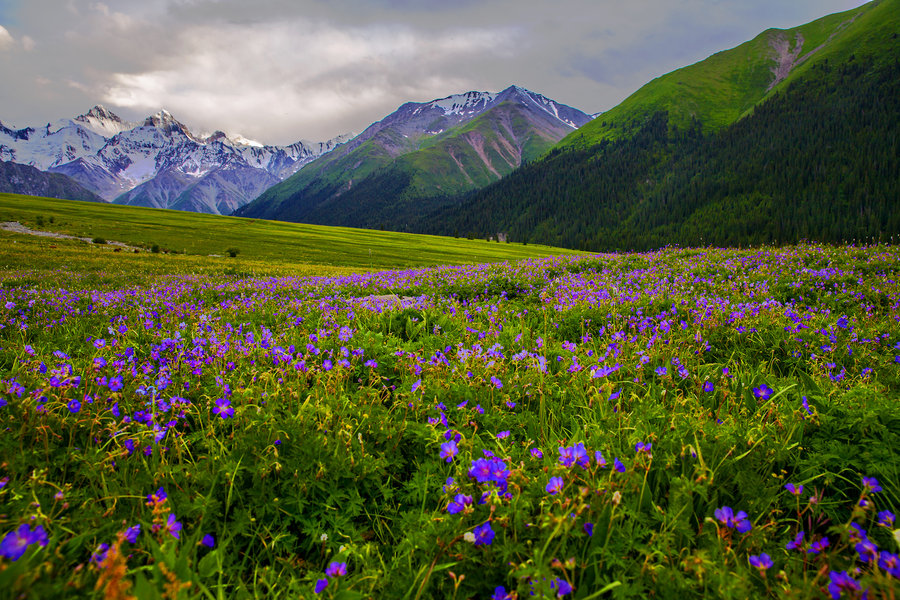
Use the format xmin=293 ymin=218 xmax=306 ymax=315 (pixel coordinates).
xmin=0 ymin=106 xmax=352 ymax=215
xmin=237 ymin=85 xmax=594 ymax=226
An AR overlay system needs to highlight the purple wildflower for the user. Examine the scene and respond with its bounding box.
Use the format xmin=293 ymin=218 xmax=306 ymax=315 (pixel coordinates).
xmin=0 ymin=524 xmax=49 ymax=561
xmin=550 ymin=577 xmax=573 ymax=597
xmin=748 ymin=553 xmax=773 ymax=569
xmin=827 ymin=571 xmax=860 ymax=600
xmin=862 ymin=476 xmax=882 ymax=493
xmin=439 ymin=440 xmax=458 ymax=463
xmin=124 ymin=524 xmax=141 ymax=543
xmin=786 ymin=531 xmax=805 ymax=551
xmin=784 ymin=483 xmax=803 ymax=496
xmin=808 ymin=537 xmax=830 ymax=554
xmin=325 ymin=562 xmax=347 ymax=577
xmin=752 ymin=384 xmax=774 ymax=401
xmin=714 ymin=506 xmax=752 ymax=533
xmin=473 ymin=521 xmax=495 ymax=546
xmin=447 ymin=494 xmax=473 ymax=515
xmin=546 ymin=476 xmax=564 ymax=495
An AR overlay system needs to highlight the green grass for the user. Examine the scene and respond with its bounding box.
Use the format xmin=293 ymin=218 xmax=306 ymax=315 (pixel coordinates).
xmin=558 ymin=0 xmax=891 ymax=148
xmin=0 ymin=193 xmax=580 ymax=271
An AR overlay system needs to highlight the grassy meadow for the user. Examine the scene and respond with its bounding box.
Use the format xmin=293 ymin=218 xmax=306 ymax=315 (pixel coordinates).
xmin=0 ymin=194 xmax=576 ymax=271
xmin=0 ymin=203 xmax=898 ymax=599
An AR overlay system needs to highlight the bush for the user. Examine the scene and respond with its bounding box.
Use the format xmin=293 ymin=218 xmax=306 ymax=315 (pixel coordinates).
xmin=226 ymin=248 xmax=240 ymax=258
xmin=151 ymin=244 xmax=161 ymax=254
xmin=92 ymin=237 xmax=107 ymax=245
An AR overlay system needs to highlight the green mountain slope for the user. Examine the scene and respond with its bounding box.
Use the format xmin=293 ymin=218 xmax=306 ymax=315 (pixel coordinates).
xmin=414 ymin=0 xmax=900 ymax=250
xmin=559 ymin=0 xmax=886 ymax=148
xmin=236 ymin=86 xmax=592 ymax=224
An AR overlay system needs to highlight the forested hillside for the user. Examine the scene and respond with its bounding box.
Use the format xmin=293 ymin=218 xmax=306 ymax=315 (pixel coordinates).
xmin=416 ymin=52 xmax=899 ymax=250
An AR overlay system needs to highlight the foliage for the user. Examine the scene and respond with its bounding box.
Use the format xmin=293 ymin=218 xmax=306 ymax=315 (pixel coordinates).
xmin=0 ymin=242 xmax=898 ymax=598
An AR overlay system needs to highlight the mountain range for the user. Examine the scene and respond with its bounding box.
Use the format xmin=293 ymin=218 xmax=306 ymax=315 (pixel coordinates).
xmin=0 ymin=106 xmax=352 ymax=215
xmin=234 ymin=85 xmax=593 ymax=226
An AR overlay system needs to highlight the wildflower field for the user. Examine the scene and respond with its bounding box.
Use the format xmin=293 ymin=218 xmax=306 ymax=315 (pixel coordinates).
xmin=1 ymin=240 xmax=899 ymax=599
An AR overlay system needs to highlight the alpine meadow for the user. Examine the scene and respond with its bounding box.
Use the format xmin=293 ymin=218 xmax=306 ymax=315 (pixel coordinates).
xmin=0 ymin=1 xmax=898 ymax=599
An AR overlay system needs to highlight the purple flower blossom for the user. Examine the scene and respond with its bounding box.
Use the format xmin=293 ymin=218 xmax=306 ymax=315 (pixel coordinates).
xmin=546 ymin=476 xmax=564 ymax=495
xmin=325 ymin=562 xmax=347 ymax=577
xmin=613 ymin=458 xmax=625 ymax=473
xmin=877 ymin=510 xmax=895 ymax=527
xmin=164 ymin=514 xmax=182 ymax=539
xmin=439 ymin=440 xmax=458 ymax=463
xmin=0 ymin=524 xmax=49 ymax=561
xmin=490 ymin=376 xmax=503 ymax=389
xmin=530 ymin=448 xmax=543 ymax=459
xmin=714 ymin=506 xmax=752 ymax=533
xmin=878 ymin=551 xmax=900 ymax=578
xmin=862 ymin=476 xmax=882 ymax=493
xmin=124 ymin=524 xmax=141 ymax=544
xmin=550 ymin=577 xmax=573 ymax=597
xmin=473 ymin=521 xmax=495 ymax=546
xmin=786 ymin=531 xmax=805 ymax=551
xmin=492 ymin=586 xmax=512 ymax=600
xmin=748 ymin=553 xmax=773 ymax=569
xmin=808 ymin=537 xmax=829 ymax=554
xmin=702 ymin=381 xmax=715 ymax=393
xmin=855 ymin=539 xmax=879 ymax=563
xmin=447 ymin=494 xmax=472 ymax=514
xmin=314 ymin=578 xmax=328 ymax=594
xmin=558 ymin=442 xmax=589 ymax=469
xmin=784 ymin=483 xmax=803 ymax=496
xmin=583 ymin=522 xmax=594 ymax=536
xmin=201 ymin=534 xmax=215 ymax=548
xmin=827 ymin=571 xmax=860 ymax=599
xmin=213 ymin=397 xmax=234 ymax=419
xmin=752 ymin=384 xmax=774 ymax=401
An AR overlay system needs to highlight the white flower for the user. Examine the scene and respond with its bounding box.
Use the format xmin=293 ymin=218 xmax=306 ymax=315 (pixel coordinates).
xmin=320 ymin=533 xmax=328 ymax=542
xmin=612 ymin=491 xmax=622 ymax=506
xmin=463 ymin=532 xmax=476 ymax=544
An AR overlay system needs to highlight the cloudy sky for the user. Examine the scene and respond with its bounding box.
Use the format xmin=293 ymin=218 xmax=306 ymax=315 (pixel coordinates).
xmin=0 ymin=0 xmax=870 ymax=144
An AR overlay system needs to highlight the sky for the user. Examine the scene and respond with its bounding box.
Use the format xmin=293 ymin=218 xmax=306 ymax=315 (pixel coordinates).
xmin=0 ymin=0 xmax=871 ymax=145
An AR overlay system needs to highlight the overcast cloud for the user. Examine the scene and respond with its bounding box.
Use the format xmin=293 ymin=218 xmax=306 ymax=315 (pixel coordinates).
xmin=0 ymin=0 xmax=871 ymax=144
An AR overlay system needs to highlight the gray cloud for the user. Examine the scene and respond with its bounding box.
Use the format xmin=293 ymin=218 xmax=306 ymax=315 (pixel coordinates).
xmin=0 ymin=0 xmax=871 ymax=144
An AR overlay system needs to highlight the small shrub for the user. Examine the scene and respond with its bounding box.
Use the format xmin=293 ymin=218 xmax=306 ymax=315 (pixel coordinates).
xmin=92 ymin=237 xmax=107 ymax=245
xmin=226 ymin=248 xmax=240 ymax=258
xmin=36 ymin=216 xmax=44 ymax=228
xmin=151 ymin=244 xmax=161 ymax=254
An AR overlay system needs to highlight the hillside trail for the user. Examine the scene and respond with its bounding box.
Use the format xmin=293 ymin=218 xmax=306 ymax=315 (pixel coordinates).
xmin=0 ymin=221 xmax=144 ymax=252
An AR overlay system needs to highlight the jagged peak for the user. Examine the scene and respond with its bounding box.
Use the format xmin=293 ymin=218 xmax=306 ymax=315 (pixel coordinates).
xmin=77 ymin=105 xmax=123 ymax=123
xmin=142 ymin=109 xmax=189 ymax=130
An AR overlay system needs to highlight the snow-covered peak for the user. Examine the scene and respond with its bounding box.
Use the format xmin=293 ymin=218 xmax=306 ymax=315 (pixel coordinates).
xmin=226 ymin=134 xmax=264 ymax=148
xmin=423 ymin=91 xmax=498 ymax=116
xmin=74 ymin=105 xmax=136 ymax=137
xmin=492 ymin=85 xmax=593 ymax=129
